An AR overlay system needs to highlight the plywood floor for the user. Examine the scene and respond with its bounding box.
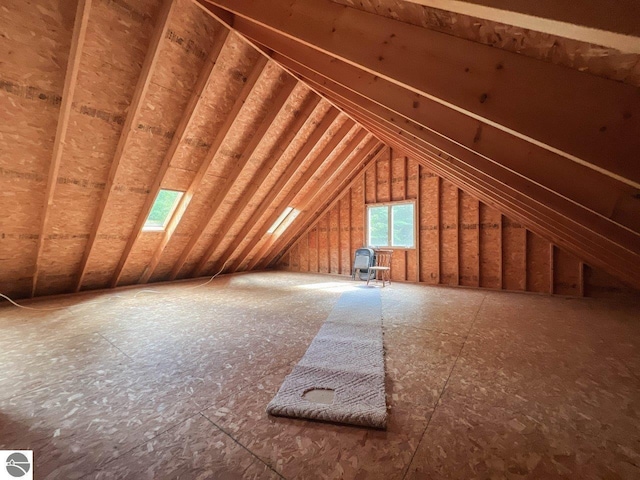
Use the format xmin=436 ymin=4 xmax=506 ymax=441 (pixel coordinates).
xmin=0 ymin=271 xmax=638 ymax=479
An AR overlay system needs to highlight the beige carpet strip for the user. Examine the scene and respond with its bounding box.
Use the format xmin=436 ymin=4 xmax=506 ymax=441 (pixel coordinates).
xmin=266 ymin=287 xmax=387 ymax=429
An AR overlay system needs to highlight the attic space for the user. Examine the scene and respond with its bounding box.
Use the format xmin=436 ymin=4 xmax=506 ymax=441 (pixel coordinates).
xmin=1 ymin=0 xmax=639 ymax=478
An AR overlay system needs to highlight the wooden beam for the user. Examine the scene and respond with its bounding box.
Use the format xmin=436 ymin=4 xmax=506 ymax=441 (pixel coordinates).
xmin=206 ymin=0 xmax=640 ymax=187
xmin=169 ymin=75 xmax=298 ymax=280
xmin=211 ymin=107 xmax=341 ymax=274
xmin=302 ymin=73 xmax=640 ymax=288
xmin=265 ymin=38 xmax=640 ymax=231
xmin=265 ymin=138 xmax=383 ymax=268
xmin=32 ymin=0 xmax=92 ymax=297
xmin=191 ymin=92 xmax=322 ymax=277
xmin=75 ymin=0 xmax=175 ymax=292
xmin=333 ymin=100 xmax=640 ymax=289
xmin=401 ymin=0 xmax=640 ymax=53
xmin=227 ymin=117 xmax=354 ymax=272
xmin=139 ymin=55 xmax=268 ymax=284
xmin=247 ymin=129 xmax=370 ymax=270
xmin=110 ymin=28 xmax=230 ymax=288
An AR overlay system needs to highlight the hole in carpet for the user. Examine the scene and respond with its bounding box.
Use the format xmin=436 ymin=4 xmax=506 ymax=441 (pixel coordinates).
xmin=302 ymin=388 xmax=335 ymax=405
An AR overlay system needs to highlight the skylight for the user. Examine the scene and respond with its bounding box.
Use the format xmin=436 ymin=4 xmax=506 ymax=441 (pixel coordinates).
xmin=143 ymin=189 xmax=183 ymax=231
xmin=268 ymin=207 xmax=294 ymax=234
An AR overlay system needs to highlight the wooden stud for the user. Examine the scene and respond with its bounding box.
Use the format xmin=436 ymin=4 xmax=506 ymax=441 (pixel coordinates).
xmin=476 ymin=199 xmax=481 ymax=287
xmin=456 ymin=186 xmax=460 ymax=285
xmin=228 ymin=117 xmax=354 ymax=272
xmin=139 ymin=56 xmax=269 ymax=284
xmin=579 ymin=261 xmax=585 ymax=297
xmin=191 ymin=93 xmax=322 ymax=277
xmin=500 ymin=214 xmax=505 ymax=289
xmin=111 ymin=28 xmax=230 ymax=288
xmin=436 ymin=176 xmax=441 ymax=284
xmin=337 ymin=199 xmax=341 ymax=274
xmin=32 ymin=0 xmax=92 ymax=297
xmin=550 ymin=244 xmax=555 ymax=294
xmin=169 ymin=76 xmax=298 ymax=280
xmin=75 ymin=0 xmax=175 ymax=292
xmin=312 ymin=85 xmax=640 ymax=289
xmin=416 ymin=163 xmax=421 ymax=283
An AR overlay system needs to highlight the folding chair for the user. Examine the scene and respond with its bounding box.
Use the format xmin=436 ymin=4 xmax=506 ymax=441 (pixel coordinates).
xmin=367 ymin=249 xmax=393 ymax=287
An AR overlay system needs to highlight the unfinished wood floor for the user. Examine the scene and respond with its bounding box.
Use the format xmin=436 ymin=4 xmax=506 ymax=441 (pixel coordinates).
xmin=0 ymin=271 xmax=638 ymax=479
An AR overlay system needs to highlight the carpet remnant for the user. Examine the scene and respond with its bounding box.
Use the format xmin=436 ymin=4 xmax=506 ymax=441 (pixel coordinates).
xmin=266 ymin=287 xmax=387 ymax=429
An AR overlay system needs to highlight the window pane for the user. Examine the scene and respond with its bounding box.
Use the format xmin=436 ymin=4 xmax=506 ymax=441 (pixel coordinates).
xmin=391 ymin=203 xmax=414 ymax=247
xmin=368 ymin=206 xmax=389 ymax=246
xmin=145 ymin=190 xmax=182 ymax=229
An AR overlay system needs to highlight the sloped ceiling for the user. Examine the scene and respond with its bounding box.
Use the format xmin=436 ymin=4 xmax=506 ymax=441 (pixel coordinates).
xmin=0 ymin=0 xmax=638 ymax=299
xmin=198 ymin=0 xmax=640 ymax=290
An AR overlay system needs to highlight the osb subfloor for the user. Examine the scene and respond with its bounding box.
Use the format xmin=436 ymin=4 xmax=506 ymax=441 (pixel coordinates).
xmin=0 ymin=271 xmax=639 ymax=480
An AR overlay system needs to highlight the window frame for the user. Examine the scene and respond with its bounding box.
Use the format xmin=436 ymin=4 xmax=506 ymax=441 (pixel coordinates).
xmin=142 ymin=189 xmax=184 ymax=232
xmin=365 ymin=199 xmax=417 ymax=249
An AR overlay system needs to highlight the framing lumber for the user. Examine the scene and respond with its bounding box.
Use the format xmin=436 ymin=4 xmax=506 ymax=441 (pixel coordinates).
xmin=263 ymin=136 xmax=382 ymax=268
xmin=75 ymin=0 xmax=175 ymax=292
xmin=402 ymin=0 xmax=640 ymax=53
xmin=32 ymin=0 xmax=92 ymax=297
xmin=191 ymin=93 xmax=322 ymax=276
xmin=111 ymin=28 xmax=230 ymax=288
xmin=206 ymin=106 xmax=341 ymax=275
xmin=168 ymin=75 xmax=298 ymax=280
xmin=139 ymin=55 xmax=269 ymax=284
xmin=302 ymin=70 xmax=638 ymax=284
xmin=227 ymin=117 xmax=355 ymax=272
xmin=247 ymin=126 xmax=368 ymax=270
xmin=278 ymin=145 xmax=385 ymax=264
xmin=204 ymin=0 xmax=640 ymax=187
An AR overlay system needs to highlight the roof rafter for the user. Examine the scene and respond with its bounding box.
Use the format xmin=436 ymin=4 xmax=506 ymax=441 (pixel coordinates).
xmin=75 ymin=0 xmax=176 ymax=292
xmin=110 ymin=27 xmax=231 ymax=288
xmin=139 ymin=55 xmax=269 ymax=284
xmin=401 ymin=0 xmax=640 ymax=53
xmin=226 ymin=115 xmax=354 ymax=273
xmin=259 ymin=136 xmax=383 ymax=269
xmin=31 ymin=0 xmax=92 ymax=297
xmin=168 ymin=74 xmax=298 ymax=280
xmin=191 ymin=93 xmax=323 ymax=276
xmin=204 ymin=0 xmax=640 ymax=188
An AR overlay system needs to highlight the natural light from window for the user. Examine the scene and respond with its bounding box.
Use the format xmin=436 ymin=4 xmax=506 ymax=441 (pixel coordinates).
xmin=367 ymin=201 xmax=415 ymax=248
xmin=268 ymin=206 xmax=295 ymax=234
xmin=143 ymin=189 xmax=183 ymax=231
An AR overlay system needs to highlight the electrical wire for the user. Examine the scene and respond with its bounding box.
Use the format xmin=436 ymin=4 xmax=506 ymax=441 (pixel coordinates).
xmin=0 ymin=259 xmax=232 ymax=312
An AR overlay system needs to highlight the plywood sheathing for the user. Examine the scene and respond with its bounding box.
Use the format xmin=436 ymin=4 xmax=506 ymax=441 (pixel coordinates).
xmin=279 ymin=151 xmax=624 ymax=297
xmin=0 ymin=0 xmax=77 ymax=298
xmin=182 ymin=82 xmax=314 ymax=277
xmin=148 ymin=35 xmax=261 ymax=282
xmin=77 ymin=0 xmax=219 ymax=291
xmin=331 ymin=0 xmax=640 ymax=87
xmin=198 ymin=99 xmax=333 ymax=277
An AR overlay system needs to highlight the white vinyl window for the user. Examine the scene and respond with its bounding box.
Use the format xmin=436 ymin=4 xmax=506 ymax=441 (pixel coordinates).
xmin=366 ymin=201 xmax=415 ymax=248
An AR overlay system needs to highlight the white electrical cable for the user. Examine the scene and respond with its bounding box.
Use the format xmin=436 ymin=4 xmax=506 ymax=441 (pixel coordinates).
xmin=0 ymin=259 xmax=232 ymax=312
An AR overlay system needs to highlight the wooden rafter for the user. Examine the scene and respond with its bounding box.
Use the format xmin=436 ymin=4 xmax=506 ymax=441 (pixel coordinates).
xmin=31 ymin=0 xmax=92 ymax=297
xmin=278 ymin=147 xmax=384 ymax=264
xmin=191 ymin=94 xmax=323 ymax=276
xmin=226 ymin=114 xmax=354 ymax=272
xmin=204 ymin=0 xmax=640 ymax=189
xmin=210 ymin=107 xmax=340 ymax=274
xmin=138 ymin=55 xmax=268 ymax=284
xmin=244 ymin=28 xmax=639 ymax=234
xmin=168 ymin=75 xmax=298 ymax=280
xmin=250 ymin=130 xmax=373 ymax=270
xmin=110 ymin=27 xmax=230 ymax=288
xmin=278 ymin=54 xmax=640 ymax=244
xmin=261 ymin=137 xmax=383 ymax=268
xmin=329 ymin=96 xmax=640 ymax=289
xmin=401 ymin=0 xmax=640 ymax=53
xmin=75 ymin=0 xmax=176 ymax=292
